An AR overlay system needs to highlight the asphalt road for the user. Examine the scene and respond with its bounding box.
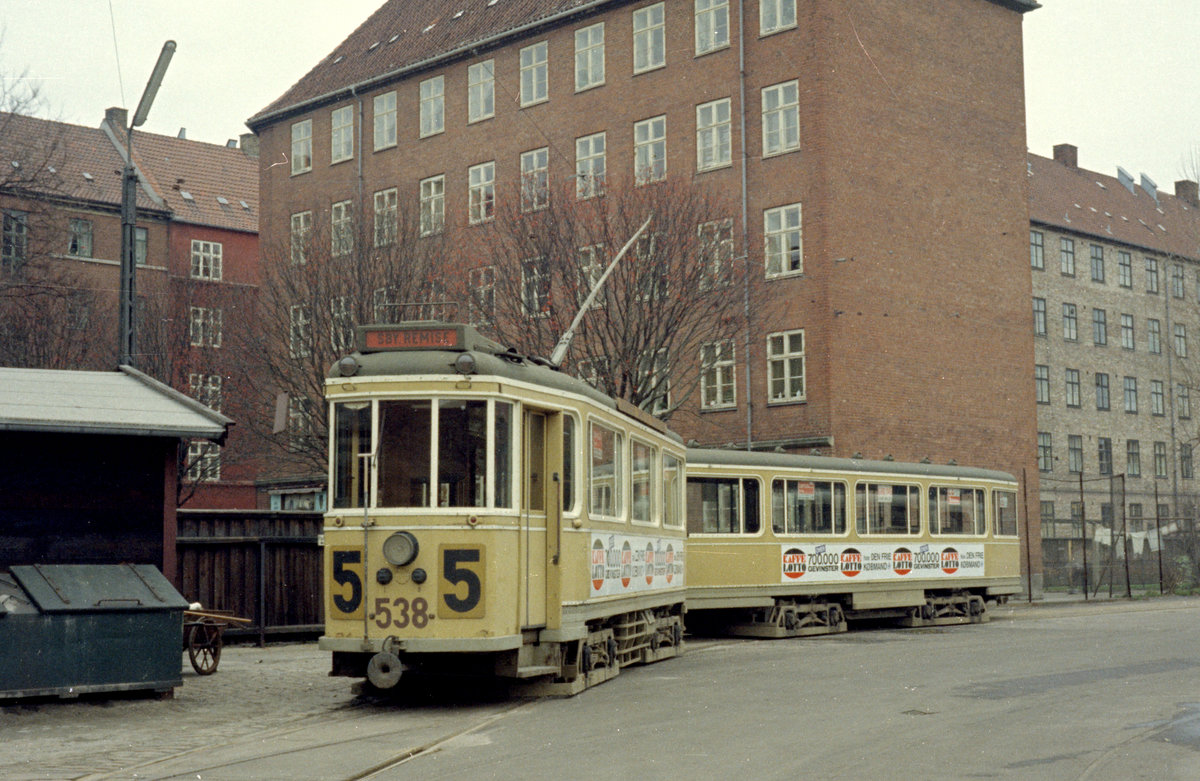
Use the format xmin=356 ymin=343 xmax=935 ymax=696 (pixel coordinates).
xmin=3 ymin=597 xmax=1199 ymax=780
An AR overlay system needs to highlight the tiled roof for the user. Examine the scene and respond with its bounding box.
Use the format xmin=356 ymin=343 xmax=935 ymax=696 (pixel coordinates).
xmin=1028 ymin=152 xmax=1200 ymax=261
xmin=248 ymin=0 xmax=1040 ymax=128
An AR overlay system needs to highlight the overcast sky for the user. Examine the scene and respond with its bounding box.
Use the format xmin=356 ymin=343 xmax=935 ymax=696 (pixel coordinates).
xmin=3 ymin=1 xmax=1198 ymax=185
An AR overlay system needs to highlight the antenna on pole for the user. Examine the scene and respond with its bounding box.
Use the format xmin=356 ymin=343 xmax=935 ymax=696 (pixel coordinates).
xmin=548 ymin=214 xmax=653 ymax=368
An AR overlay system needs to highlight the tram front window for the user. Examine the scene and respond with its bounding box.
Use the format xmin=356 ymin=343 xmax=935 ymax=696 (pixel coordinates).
xmin=379 ymin=401 xmax=432 ymax=507
xmin=332 ymin=402 xmax=372 ymax=509
xmin=439 ymin=400 xmax=488 ymax=506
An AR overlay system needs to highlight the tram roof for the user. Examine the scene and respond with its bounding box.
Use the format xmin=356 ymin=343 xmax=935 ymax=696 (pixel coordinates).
xmin=686 ymin=448 xmax=1016 ymax=484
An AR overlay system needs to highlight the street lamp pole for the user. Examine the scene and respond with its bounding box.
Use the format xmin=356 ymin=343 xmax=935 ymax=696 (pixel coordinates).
xmin=119 ymin=40 xmax=176 ymax=367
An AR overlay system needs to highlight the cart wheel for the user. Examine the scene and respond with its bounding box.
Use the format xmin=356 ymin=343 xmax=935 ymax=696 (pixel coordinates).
xmin=187 ymin=622 xmax=222 ymax=675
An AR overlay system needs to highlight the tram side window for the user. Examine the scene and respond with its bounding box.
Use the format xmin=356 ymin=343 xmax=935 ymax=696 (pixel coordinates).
xmin=662 ymin=453 xmax=683 ymax=528
xmin=994 ymin=490 xmax=1018 ymax=536
xmin=929 ymin=486 xmax=986 ymax=535
xmin=493 ymin=401 xmax=513 ymax=508
xmin=687 ymin=477 xmax=760 ymax=534
xmin=438 ymin=399 xmax=488 ymax=507
xmin=563 ymin=415 xmax=577 ymax=513
xmin=379 ymin=400 xmax=432 ymax=507
xmin=771 ymin=479 xmax=846 ymax=534
xmin=590 ymin=422 xmax=623 ymax=518
xmin=631 ymin=440 xmax=657 ymax=524
xmin=855 ymin=483 xmax=920 ymax=534
xmin=332 ymin=402 xmax=372 ymax=509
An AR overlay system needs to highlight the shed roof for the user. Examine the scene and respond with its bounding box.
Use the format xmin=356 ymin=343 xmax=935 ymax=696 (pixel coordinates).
xmin=0 ymin=366 xmax=231 ymax=441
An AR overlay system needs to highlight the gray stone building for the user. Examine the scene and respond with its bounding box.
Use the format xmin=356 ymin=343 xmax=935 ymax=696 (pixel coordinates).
xmin=1030 ymin=144 xmax=1200 ymax=587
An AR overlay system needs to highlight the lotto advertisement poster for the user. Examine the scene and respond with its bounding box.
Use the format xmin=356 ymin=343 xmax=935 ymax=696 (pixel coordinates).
xmin=780 ymin=543 xmax=985 ymax=583
xmin=590 ymin=533 xmax=685 ymax=596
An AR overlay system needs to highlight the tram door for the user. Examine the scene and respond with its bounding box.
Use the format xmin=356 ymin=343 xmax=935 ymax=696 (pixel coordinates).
xmin=522 ymin=410 xmax=549 ymax=628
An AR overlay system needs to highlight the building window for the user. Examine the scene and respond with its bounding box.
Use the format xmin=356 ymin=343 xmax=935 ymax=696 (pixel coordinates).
xmin=1062 ymin=303 xmax=1077 ymax=341
xmin=1176 ymin=324 xmax=1188 ymax=358
xmin=1118 ymin=250 xmax=1132 ymax=287
xmin=1183 ymin=444 xmax=1194 ymax=479
xmin=1098 ymin=438 xmax=1113 ymax=476
xmin=520 ymin=42 xmax=548 ymax=106
xmin=764 ymin=202 xmax=803 ymax=277
xmin=760 ymin=0 xmax=796 ymax=35
xmin=696 ymin=98 xmax=732 ymax=171
xmin=1120 ymin=313 xmax=1135 ymax=350
xmin=575 ymin=23 xmax=605 ymax=91
xmin=700 ymin=340 xmax=736 ymax=409
xmin=331 ymin=105 xmax=353 ymax=163
xmin=1154 ymin=441 xmax=1168 ymax=478
xmin=1129 ymin=503 xmax=1143 ymax=531
xmin=1151 ymin=380 xmax=1165 ymax=416
xmin=469 ymin=162 xmax=496 ymax=224
xmin=331 ymin=200 xmax=353 ymax=257
xmin=420 ymin=76 xmax=445 ymax=137
xmin=767 ymin=329 xmax=805 ymax=403
xmin=647 ymin=349 xmax=671 ymax=415
xmin=330 ymin=296 xmax=354 ymax=353
xmin=188 ymin=373 xmax=223 ymax=412
xmin=1095 ymin=373 xmax=1110 ymax=411
xmin=698 ymin=218 xmax=734 ymax=290
xmin=187 ymin=440 xmax=220 ymax=482
xmin=290 ymin=304 xmax=311 ymax=358
xmin=189 ymin=306 xmax=222 ymax=348
xmin=521 ymin=147 xmax=550 ymax=211
xmin=634 ymin=115 xmax=666 ymax=184
xmin=633 ymin=3 xmax=666 ymax=73
xmin=1124 ymin=376 xmax=1138 ymax=414
xmin=1037 ymin=432 xmax=1053 ymax=472
xmin=1033 ymin=297 xmax=1047 ymax=336
xmin=1089 ymin=244 xmax=1104 ymax=282
xmin=1127 ymin=440 xmax=1141 ymax=477
xmin=695 ymin=0 xmax=730 ymax=54
xmin=1146 ymin=257 xmax=1159 ymax=293
xmin=373 ymin=188 xmax=397 ymax=247
xmin=287 ymin=397 xmax=315 ymax=453
xmin=1092 ymin=309 xmax=1107 ymax=345
xmin=68 ymin=218 xmax=93 ymax=257
xmin=1068 ymin=434 xmax=1083 ymax=474
xmin=135 ymin=226 xmax=148 ymax=266
xmin=190 ymin=240 xmax=223 ymax=280
xmin=521 ymin=257 xmax=550 ymax=316
xmin=1065 ymin=368 xmax=1080 ymax=408
xmin=1034 ymin=364 xmax=1050 ymax=404
xmin=1173 ymin=264 xmax=1186 ymax=298
xmin=468 ymin=60 xmax=495 ymax=123
xmin=1029 ymin=230 xmax=1044 ymax=269
xmin=290 ymin=211 xmax=312 ymax=264
xmin=373 ymin=91 xmax=397 ymax=151
xmin=762 ymin=80 xmax=800 ymax=157
xmin=1179 ymin=384 xmax=1191 ymax=419
xmin=469 ymin=265 xmax=495 ymax=326
xmin=577 ymin=356 xmax=612 ymax=394
xmin=576 ymin=244 xmax=605 ymax=309
xmin=576 ymin=132 xmax=606 ymax=198
xmin=1149 ymin=318 xmax=1162 ymax=354
xmin=1060 ymin=237 xmax=1075 ymax=276
xmin=290 ymin=119 xmax=312 ymax=174
xmin=420 ymin=175 xmax=444 ymax=236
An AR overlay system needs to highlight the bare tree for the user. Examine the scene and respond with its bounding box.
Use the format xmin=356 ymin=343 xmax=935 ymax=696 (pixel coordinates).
xmin=463 ymin=176 xmax=749 ymax=420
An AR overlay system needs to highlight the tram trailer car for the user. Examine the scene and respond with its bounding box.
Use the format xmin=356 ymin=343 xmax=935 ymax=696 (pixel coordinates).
xmin=321 ymin=323 xmax=686 ymax=695
xmin=683 ymin=449 xmax=1022 ymax=638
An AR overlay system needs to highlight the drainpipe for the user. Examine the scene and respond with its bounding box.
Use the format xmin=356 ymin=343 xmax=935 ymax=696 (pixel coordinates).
xmin=737 ymin=0 xmax=753 ymax=449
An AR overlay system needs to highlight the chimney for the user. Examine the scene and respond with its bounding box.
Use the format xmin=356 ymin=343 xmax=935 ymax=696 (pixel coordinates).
xmin=1175 ymin=180 xmax=1199 ymax=207
xmin=105 ymin=106 xmax=128 ymax=131
xmin=239 ymin=132 xmax=260 ymax=158
xmin=1053 ymin=144 xmax=1078 ymax=169
xmin=177 ymin=128 xmax=187 ymax=140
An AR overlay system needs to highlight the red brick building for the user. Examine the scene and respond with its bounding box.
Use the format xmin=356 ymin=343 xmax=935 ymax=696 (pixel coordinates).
xmin=249 ymin=0 xmax=1043 ymax=587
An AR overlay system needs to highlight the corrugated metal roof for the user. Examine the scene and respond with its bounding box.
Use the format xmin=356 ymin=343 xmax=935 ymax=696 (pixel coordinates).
xmin=0 ymin=366 xmax=231 ymax=441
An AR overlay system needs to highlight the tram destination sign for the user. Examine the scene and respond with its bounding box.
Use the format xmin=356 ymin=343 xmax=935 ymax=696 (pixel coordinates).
xmin=359 ymin=325 xmax=462 ymax=352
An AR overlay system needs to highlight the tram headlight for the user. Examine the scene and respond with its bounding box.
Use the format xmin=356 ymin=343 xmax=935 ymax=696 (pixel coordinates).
xmin=382 ymin=531 xmax=419 ymax=567
xmin=337 ymin=355 xmax=360 ymax=377
xmin=454 ymin=352 xmax=477 ymax=375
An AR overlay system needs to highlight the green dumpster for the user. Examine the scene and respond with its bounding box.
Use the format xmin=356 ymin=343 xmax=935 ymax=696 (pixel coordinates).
xmin=0 ymin=564 xmax=189 ymax=699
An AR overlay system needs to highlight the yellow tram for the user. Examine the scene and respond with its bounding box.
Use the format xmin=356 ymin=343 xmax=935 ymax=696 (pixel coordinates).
xmin=684 ymin=448 xmax=1022 ymax=637
xmin=320 ymin=323 xmax=686 ymax=694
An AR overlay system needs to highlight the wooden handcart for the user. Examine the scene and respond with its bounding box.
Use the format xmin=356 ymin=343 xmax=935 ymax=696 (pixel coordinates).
xmin=183 ymin=609 xmax=252 ymax=675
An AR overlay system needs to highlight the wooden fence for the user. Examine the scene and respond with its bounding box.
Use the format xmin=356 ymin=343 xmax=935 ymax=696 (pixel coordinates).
xmin=176 ymin=510 xmax=323 ymax=644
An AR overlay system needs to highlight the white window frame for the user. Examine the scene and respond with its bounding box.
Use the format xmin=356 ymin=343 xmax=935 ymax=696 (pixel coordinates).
xmin=468 ymin=60 xmax=495 ymax=123
xmin=420 ymin=76 xmax=445 ymax=138
xmin=68 ymin=218 xmax=93 ymax=257
xmin=331 ymin=200 xmax=353 ymax=257
xmin=373 ymin=91 xmax=397 ymax=151
xmin=189 ymin=306 xmax=223 ymax=348
xmin=577 ymin=244 xmax=606 ymax=309
xmin=648 ymin=348 xmax=671 ymax=415
xmin=696 ymin=98 xmax=732 ymax=171
xmin=187 ymin=440 xmax=221 ymax=482
xmin=698 ymin=218 xmax=734 ymax=290
xmin=695 ymin=0 xmax=730 ymax=55
xmin=1176 ymin=324 xmax=1189 ymax=358
xmin=520 ymin=42 xmax=549 ymax=106
xmin=633 ymin=3 xmax=666 ymax=74
xmin=373 ymin=188 xmax=397 ymax=247
xmin=188 ymin=373 xmax=223 ymax=413
xmin=469 ymin=265 xmax=496 ymax=326
xmin=290 ymin=211 xmax=312 ymax=265
xmin=764 ymin=202 xmax=803 ymax=277
xmin=575 ymin=23 xmax=605 ymax=91
xmin=290 ymin=304 xmax=312 ymax=358
xmin=700 ymin=339 xmax=736 ymax=409
xmin=762 ymin=80 xmax=800 ymax=157
xmin=290 ymin=119 xmax=312 ymax=175
xmin=767 ymin=329 xmax=806 ymax=403
xmin=521 ymin=257 xmax=550 ymax=317
xmin=521 ymin=147 xmax=550 ymax=212
xmin=330 ymin=296 xmax=355 ymax=353
xmin=760 ymin=0 xmax=797 ymax=35
xmin=420 ymin=175 xmax=445 ymax=236
xmin=190 ymin=240 xmax=223 ymax=281
xmin=576 ymin=132 xmax=606 ymax=198
xmin=331 ymin=105 xmax=353 ymax=164
xmin=469 ymin=162 xmax=496 ymax=224
xmin=634 ymin=115 xmax=666 ymax=184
